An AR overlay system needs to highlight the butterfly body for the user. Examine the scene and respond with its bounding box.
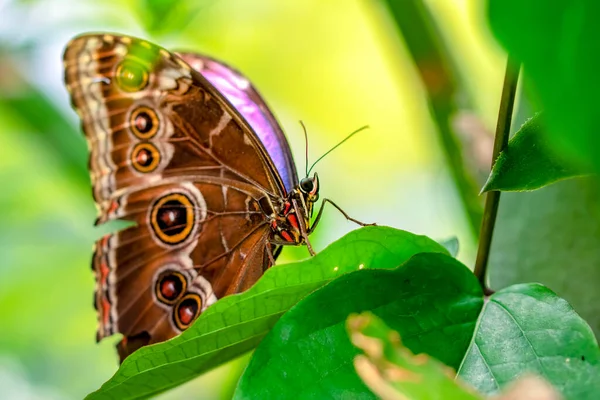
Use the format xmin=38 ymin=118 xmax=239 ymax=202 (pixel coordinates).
xmin=63 ymin=33 xmax=325 ymax=360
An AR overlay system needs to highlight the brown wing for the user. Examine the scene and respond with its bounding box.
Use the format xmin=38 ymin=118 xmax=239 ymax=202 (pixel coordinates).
xmin=177 ymin=52 xmax=299 ymax=193
xmin=64 ymin=33 xmax=284 ymax=359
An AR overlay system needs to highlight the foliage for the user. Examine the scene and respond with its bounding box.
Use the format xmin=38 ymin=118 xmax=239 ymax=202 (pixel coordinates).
xmin=87 ymin=228 xmax=447 ymax=399
xmin=489 ymin=177 xmax=600 ymax=337
xmin=482 ymin=113 xmax=588 ymax=192
xmin=86 ymin=0 xmax=600 ymax=398
xmin=458 ymin=284 xmax=600 ymax=398
xmin=347 ymin=313 xmax=563 ymax=400
xmin=348 ymin=312 xmax=482 ymax=400
xmin=489 ymin=0 xmax=600 ymax=173
xmin=234 ymin=253 xmax=483 ymax=399
xmin=232 ymin=254 xmax=599 ymax=399
xmin=2 ymin=0 xmax=599 ymax=399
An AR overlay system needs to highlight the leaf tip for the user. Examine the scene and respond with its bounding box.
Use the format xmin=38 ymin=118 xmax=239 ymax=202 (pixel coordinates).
xmin=480 ymin=175 xmax=496 ymax=194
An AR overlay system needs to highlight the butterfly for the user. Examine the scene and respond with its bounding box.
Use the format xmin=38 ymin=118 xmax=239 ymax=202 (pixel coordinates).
xmin=63 ymin=33 xmax=369 ymax=361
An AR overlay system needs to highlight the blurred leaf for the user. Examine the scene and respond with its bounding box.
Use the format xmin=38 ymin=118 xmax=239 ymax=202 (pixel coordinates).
xmin=488 ymin=0 xmax=600 ymax=173
xmin=458 ymin=284 xmax=600 ymax=399
xmin=489 ymin=176 xmax=600 ymax=337
xmin=348 ymin=312 xmax=482 ymax=400
xmin=234 ymin=253 xmax=483 ymax=399
xmin=482 ymin=113 xmax=589 ymax=192
xmin=1 ymin=86 xmax=88 ymax=188
xmin=439 ymin=236 xmax=459 ymax=257
xmin=87 ymin=227 xmax=448 ymax=400
xmin=136 ymin=0 xmax=208 ymax=37
xmin=381 ymin=0 xmax=483 ymax=237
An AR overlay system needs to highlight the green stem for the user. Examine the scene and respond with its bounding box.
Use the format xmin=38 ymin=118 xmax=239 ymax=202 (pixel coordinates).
xmin=381 ymin=0 xmax=483 ymax=239
xmin=473 ymin=56 xmax=520 ymax=294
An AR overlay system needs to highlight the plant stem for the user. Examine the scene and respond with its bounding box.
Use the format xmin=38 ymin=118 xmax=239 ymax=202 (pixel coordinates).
xmin=473 ymin=56 xmax=520 ymax=294
xmin=381 ymin=0 xmax=483 ymax=239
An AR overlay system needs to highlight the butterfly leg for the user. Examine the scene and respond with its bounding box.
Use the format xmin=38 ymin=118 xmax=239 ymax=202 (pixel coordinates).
xmin=292 ymin=198 xmax=317 ymax=256
xmin=304 ymin=236 xmax=316 ymax=256
xmin=308 ymin=198 xmax=376 ymax=234
xmin=266 ymin=244 xmax=277 ymax=266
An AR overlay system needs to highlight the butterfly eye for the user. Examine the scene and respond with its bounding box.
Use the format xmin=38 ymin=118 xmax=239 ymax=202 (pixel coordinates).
xmin=151 ymin=193 xmax=195 ymax=245
xmin=115 ymin=60 xmax=149 ymax=92
xmin=155 ymin=271 xmax=187 ymax=305
xmin=129 ymin=106 xmax=159 ymax=139
xmin=131 ymin=142 xmax=160 ymax=172
xmin=300 ymin=178 xmax=314 ymax=193
xmin=173 ymin=293 xmax=202 ymax=330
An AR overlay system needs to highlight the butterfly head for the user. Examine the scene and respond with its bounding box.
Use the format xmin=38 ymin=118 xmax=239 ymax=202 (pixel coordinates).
xmin=299 ymin=172 xmax=319 ymax=198
xmin=297 ymin=172 xmax=319 ymax=224
xmin=299 ymin=172 xmax=319 ymax=204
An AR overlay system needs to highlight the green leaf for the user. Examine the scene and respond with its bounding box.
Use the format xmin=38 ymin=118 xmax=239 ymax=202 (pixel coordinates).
xmin=348 ymin=312 xmax=482 ymax=400
xmin=489 ymin=177 xmax=600 ymax=337
xmin=87 ymin=226 xmax=448 ymax=399
xmin=458 ymin=283 xmax=600 ymax=399
xmin=482 ymin=113 xmax=588 ymax=192
xmin=488 ymin=0 xmax=600 ymax=173
xmin=234 ymin=253 xmax=483 ymax=400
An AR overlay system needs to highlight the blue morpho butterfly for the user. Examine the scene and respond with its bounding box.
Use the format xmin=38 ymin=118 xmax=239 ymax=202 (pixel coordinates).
xmin=63 ymin=33 xmax=370 ymax=361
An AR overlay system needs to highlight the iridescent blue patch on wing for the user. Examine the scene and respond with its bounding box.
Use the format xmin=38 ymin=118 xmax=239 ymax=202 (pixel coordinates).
xmin=180 ymin=53 xmax=297 ymax=193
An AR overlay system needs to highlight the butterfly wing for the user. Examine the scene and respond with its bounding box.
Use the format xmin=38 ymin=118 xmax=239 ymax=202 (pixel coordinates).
xmin=64 ymin=33 xmax=289 ymax=359
xmin=179 ymin=53 xmax=298 ymax=193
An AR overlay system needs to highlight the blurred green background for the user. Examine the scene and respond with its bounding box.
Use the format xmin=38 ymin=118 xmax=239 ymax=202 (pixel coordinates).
xmin=0 ymin=0 xmax=505 ymax=398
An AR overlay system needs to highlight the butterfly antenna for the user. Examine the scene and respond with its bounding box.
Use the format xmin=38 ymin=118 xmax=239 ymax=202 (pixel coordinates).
xmin=299 ymin=120 xmax=310 ymax=177
xmin=307 ymin=125 xmax=369 ymax=175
